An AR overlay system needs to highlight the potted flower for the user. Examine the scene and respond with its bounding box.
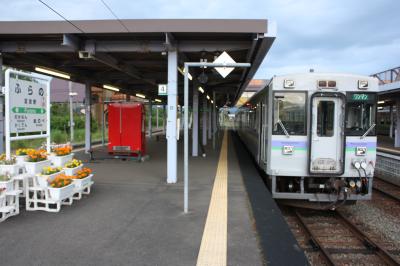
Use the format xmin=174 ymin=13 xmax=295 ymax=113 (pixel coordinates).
xmin=15 ymin=148 xmax=34 ymax=165
xmin=24 ymin=149 xmax=51 ymax=174
xmin=48 ymin=174 xmax=75 ymax=201
xmin=0 ymin=187 xmax=5 ymax=197
xmin=0 ymin=154 xmax=20 ymax=175
xmin=49 ymin=145 xmax=74 ymax=167
xmin=0 ymin=174 xmax=13 ymax=191
xmin=64 ymin=159 xmax=83 ymax=176
xmin=70 ymin=167 xmax=93 ymax=190
xmin=37 ymin=166 xmax=64 ymax=187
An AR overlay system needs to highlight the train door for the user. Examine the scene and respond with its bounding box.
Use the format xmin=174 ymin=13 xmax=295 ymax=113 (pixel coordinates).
xmin=259 ymin=95 xmax=268 ymax=168
xmin=309 ymin=94 xmax=345 ymax=175
xmin=256 ymin=103 xmax=262 ymax=164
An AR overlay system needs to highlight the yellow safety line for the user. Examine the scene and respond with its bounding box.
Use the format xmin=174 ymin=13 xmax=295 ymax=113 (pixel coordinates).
xmin=197 ymin=131 xmax=228 ymax=266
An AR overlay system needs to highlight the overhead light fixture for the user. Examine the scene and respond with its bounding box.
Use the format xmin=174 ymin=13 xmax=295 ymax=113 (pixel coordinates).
xmin=211 ymin=100 xmax=214 ymax=104
xmin=206 ymin=95 xmax=210 ymax=100
xmin=103 ymin=84 xmax=120 ymax=92
xmin=136 ymin=93 xmax=146 ymax=99
xmin=69 ymin=92 xmax=78 ymax=96
xmin=198 ymin=86 xmax=205 ymax=94
xmin=377 ymin=100 xmax=385 ymax=104
xmin=178 ymin=67 xmax=193 ymax=81
xmin=155 ymin=99 xmax=162 ymax=103
xmin=35 ymin=66 xmax=70 ymax=79
xmin=378 ymin=106 xmax=383 ymax=110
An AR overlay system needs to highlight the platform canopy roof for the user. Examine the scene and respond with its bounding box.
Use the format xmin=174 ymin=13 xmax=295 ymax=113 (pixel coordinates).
xmin=0 ymin=19 xmax=275 ymax=106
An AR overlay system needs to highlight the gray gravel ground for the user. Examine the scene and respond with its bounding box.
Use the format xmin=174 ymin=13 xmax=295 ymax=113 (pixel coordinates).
xmin=342 ymin=201 xmax=400 ymax=249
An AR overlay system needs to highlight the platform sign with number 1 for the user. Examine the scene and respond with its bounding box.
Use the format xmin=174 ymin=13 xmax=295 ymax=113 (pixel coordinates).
xmin=4 ymin=69 xmax=51 ymax=159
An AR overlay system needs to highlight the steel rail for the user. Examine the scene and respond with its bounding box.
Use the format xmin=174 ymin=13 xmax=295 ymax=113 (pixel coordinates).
xmin=293 ymin=209 xmax=336 ymax=266
xmin=373 ymin=177 xmax=400 ymax=203
xmin=373 ymin=186 xmax=400 ymax=203
xmin=335 ymin=211 xmax=400 ymax=266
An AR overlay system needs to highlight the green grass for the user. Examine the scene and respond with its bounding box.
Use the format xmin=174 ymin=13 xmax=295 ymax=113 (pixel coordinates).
xmin=6 ymin=103 xmax=172 ymax=152
xmin=10 ymin=128 xmax=107 ymax=151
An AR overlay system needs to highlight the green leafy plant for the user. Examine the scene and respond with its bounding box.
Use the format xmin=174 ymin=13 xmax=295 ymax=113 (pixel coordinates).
xmin=0 ymin=154 xmax=16 ymax=165
xmin=0 ymin=174 xmax=11 ymax=181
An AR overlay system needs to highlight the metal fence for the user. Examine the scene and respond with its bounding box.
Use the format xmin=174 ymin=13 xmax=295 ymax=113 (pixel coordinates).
xmin=375 ymin=152 xmax=400 ymax=186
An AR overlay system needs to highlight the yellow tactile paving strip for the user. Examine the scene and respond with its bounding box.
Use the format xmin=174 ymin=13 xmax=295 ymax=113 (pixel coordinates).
xmin=196 ymin=131 xmax=228 ymax=266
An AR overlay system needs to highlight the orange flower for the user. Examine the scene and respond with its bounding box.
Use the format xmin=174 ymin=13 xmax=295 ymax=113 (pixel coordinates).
xmin=49 ymin=173 xmax=73 ymax=188
xmin=27 ymin=149 xmax=48 ymax=162
xmin=53 ymin=145 xmax=72 ymax=156
xmin=74 ymin=167 xmax=92 ymax=179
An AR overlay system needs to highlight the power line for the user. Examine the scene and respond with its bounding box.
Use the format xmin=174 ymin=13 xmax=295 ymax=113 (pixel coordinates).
xmin=37 ymin=0 xmax=84 ymax=34
xmin=37 ymin=0 xmax=113 ymax=54
xmin=99 ymin=0 xmax=130 ymax=32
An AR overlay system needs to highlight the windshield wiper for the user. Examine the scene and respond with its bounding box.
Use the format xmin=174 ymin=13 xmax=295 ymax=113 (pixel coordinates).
xmin=361 ymin=123 xmax=376 ymax=139
xmin=277 ymin=119 xmax=290 ymax=138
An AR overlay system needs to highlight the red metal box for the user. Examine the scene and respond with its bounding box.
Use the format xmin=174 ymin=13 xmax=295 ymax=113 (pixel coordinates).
xmin=108 ymin=102 xmax=146 ymax=156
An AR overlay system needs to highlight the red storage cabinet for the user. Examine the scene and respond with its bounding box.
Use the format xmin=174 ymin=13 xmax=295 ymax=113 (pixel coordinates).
xmin=108 ymin=102 xmax=146 ymax=157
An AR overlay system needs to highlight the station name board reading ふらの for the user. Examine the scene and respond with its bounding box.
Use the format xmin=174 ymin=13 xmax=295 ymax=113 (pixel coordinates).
xmin=9 ymin=77 xmax=48 ymax=133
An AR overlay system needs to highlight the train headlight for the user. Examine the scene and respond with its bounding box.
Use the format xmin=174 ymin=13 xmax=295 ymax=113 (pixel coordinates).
xmin=356 ymin=180 xmax=362 ymax=188
xmin=349 ymin=180 xmax=356 ymax=188
xmin=353 ymin=161 xmax=361 ymax=169
xmin=356 ymin=147 xmax=367 ymax=156
xmin=282 ymin=145 xmax=294 ymax=155
xmin=360 ymin=161 xmax=367 ymax=169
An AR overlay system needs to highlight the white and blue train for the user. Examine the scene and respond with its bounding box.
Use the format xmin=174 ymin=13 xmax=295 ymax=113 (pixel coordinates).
xmin=235 ymin=73 xmax=379 ymax=207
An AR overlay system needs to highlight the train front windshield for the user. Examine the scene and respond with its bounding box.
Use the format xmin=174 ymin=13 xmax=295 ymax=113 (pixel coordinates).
xmin=273 ymin=92 xmax=307 ymax=135
xmin=345 ymin=93 xmax=377 ymax=136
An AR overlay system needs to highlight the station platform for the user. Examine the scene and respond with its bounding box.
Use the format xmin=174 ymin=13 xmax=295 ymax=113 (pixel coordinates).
xmin=377 ymin=135 xmax=400 ymax=156
xmin=0 ymin=131 xmax=307 ymax=266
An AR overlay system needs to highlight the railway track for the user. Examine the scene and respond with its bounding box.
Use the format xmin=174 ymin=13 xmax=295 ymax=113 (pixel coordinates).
xmin=373 ymin=177 xmax=400 ymax=203
xmin=287 ymin=207 xmax=400 ymax=266
xmin=371 ymin=177 xmax=400 ymax=218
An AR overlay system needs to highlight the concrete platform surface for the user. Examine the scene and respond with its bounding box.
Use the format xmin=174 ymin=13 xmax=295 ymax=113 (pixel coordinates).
xmin=0 ymin=132 xmax=263 ymax=266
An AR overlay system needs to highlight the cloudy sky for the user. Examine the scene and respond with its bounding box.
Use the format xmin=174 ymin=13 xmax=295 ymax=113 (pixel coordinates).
xmin=1 ymin=0 xmax=399 ymax=79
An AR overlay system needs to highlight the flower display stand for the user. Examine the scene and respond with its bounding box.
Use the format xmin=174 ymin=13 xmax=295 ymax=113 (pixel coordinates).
xmin=48 ymin=183 xmax=75 ymax=202
xmin=64 ymin=164 xmax=83 ymax=176
xmin=49 ymin=153 xmax=74 ymax=167
xmin=0 ymin=179 xmax=14 ymax=191
xmin=24 ymin=160 xmax=52 ymax=175
xmin=36 ymin=170 xmax=65 ymax=188
xmin=25 ymin=176 xmax=74 ymax=213
xmin=0 ymin=181 xmax=22 ymax=222
xmin=72 ymin=174 xmax=94 ymax=200
xmin=16 ymin=155 xmax=28 ymax=165
xmin=0 ymin=164 xmax=22 ymax=176
xmin=13 ymin=173 xmax=32 ymax=198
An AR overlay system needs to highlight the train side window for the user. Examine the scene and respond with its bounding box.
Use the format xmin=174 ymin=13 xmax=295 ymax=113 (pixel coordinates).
xmin=345 ymin=103 xmax=376 ymax=135
xmin=273 ymin=92 xmax=306 ymax=135
xmin=317 ymin=101 xmax=334 ymax=137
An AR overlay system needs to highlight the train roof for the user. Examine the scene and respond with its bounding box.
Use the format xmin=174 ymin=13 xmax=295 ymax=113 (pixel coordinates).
xmin=238 ymin=72 xmax=379 ymax=108
xmin=273 ymin=72 xmax=378 ymax=80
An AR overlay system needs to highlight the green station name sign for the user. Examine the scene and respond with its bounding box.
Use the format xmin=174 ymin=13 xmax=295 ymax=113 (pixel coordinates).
xmin=12 ymin=107 xmax=46 ymax=114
